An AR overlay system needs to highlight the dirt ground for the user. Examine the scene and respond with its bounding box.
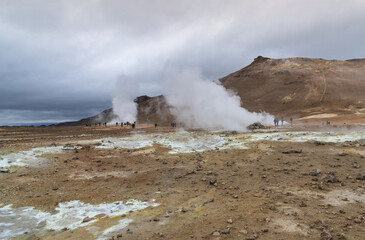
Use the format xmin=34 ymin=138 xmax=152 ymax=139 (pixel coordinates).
xmin=0 ymin=125 xmax=364 ymax=240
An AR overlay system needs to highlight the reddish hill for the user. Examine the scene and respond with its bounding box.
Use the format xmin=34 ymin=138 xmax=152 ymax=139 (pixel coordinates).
xmin=219 ymin=56 xmax=365 ymax=123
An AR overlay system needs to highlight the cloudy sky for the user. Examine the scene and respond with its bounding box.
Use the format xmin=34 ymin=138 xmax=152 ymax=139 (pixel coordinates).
xmin=1 ymin=0 xmax=365 ymax=125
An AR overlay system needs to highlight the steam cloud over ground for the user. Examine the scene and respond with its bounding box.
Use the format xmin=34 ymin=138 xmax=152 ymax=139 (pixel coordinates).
xmin=163 ymin=69 xmax=271 ymax=131
xmin=112 ymin=75 xmax=138 ymax=123
xmin=112 ymin=69 xmax=271 ymax=131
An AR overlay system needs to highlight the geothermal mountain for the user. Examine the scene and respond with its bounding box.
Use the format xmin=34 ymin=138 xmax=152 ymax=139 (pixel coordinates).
xmin=57 ymin=95 xmax=174 ymax=126
xmin=59 ymin=56 xmax=365 ymax=126
xmin=220 ymin=56 xmax=365 ymax=122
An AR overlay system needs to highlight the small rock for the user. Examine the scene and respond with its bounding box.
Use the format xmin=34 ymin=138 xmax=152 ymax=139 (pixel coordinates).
xmin=325 ymin=172 xmax=341 ymax=183
xmin=269 ymin=205 xmax=276 ymax=211
xmin=299 ymin=201 xmax=307 ymax=207
xmin=282 ymin=149 xmax=302 ymax=154
xmin=227 ymin=219 xmax=233 ymax=224
xmin=310 ymin=169 xmax=322 ymax=176
xmin=338 ymin=233 xmax=346 ymax=239
xmin=82 ymin=216 xmax=93 ymax=222
xmin=222 ymin=228 xmax=231 ymax=234
xmin=354 ymin=218 xmax=362 ymax=224
xmin=212 ymin=231 xmax=221 ymax=236
xmin=209 ymin=177 xmax=217 ymax=185
xmin=239 ymin=229 xmax=248 ymax=234
xmin=155 ymin=232 xmax=164 ymax=237
xmin=353 ymin=164 xmax=361 ymax=169
xmin=320 ymin=229 xmax=333 ymax=240
xmin=355 ymin=173 xmax=364 ymax=180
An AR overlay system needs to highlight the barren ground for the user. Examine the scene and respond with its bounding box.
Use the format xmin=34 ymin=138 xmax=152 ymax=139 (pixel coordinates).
xmin=0 ymin=125 xmax=364 ymax=240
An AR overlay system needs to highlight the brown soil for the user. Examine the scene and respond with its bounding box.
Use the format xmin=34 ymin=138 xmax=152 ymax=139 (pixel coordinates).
xmin=0 ymin=126 xmax=364 ymax=240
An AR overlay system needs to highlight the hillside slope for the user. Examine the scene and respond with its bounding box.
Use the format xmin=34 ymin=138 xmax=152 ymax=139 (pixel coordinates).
xmin=220 ymin=57 xmax=365 ymax=121
xmin=57 ymin=108 xmax=117 ymax=126
xmin=219 ymin=56 xmax=365 ymax=121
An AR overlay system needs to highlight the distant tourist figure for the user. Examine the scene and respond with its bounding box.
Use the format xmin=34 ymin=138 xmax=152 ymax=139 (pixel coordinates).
xmin=274 ymin=118 xmax=279 ymax=126
xmin=99 ymin=122 xmax=101 ymax=126
xmin=290 ymin=117 xmax=293 ymax=126
xmin=155 ymin=123 xmax=158 ymax=128
xmin=281 ymin=117 xmax=284 ymax=126
xmin=104 ymin=122 xmax=107 ymax=126
xmin=116 ymin=122 xmax=118 ymax=126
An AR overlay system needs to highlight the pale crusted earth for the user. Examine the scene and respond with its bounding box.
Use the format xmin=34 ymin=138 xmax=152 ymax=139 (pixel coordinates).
xmin=0 ymin=125 xmax=364 ymax=240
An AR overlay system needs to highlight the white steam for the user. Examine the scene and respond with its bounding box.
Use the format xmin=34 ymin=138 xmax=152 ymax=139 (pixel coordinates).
xmin=112 ymin=75 xmax=138 ymax=122
xmin=111 ymin=69 xmax=272 ymax=131
xmin=162 ymin=69 xmax=272 ymax=131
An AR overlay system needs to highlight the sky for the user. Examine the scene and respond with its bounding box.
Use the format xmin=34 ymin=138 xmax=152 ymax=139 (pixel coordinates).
xmin=1 ymin=0 xmax=365 ymax=125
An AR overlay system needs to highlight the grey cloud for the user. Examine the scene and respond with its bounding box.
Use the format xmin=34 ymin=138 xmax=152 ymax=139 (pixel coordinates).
xmin=1 ymin=0 xmax=365 ymax=124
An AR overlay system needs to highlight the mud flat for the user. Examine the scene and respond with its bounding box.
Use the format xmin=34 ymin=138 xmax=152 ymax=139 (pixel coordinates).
xmin=0 ymin=125 xmax=364 ymax=239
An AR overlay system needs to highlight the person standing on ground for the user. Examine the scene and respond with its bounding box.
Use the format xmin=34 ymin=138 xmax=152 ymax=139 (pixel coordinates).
xmin=281 ymin=117 xmax=284 ymax=126
xmin=290 ymin=117 xmax=293 ymax=126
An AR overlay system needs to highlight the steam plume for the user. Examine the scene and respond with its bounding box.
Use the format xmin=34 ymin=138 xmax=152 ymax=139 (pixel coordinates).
xmin=112 ymin=69 xmax=272 ymax=131
xmin=162 ymin=68 xmax=272 ymax=131
xmin=112 ymin=75 xmax=138 ymax=123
